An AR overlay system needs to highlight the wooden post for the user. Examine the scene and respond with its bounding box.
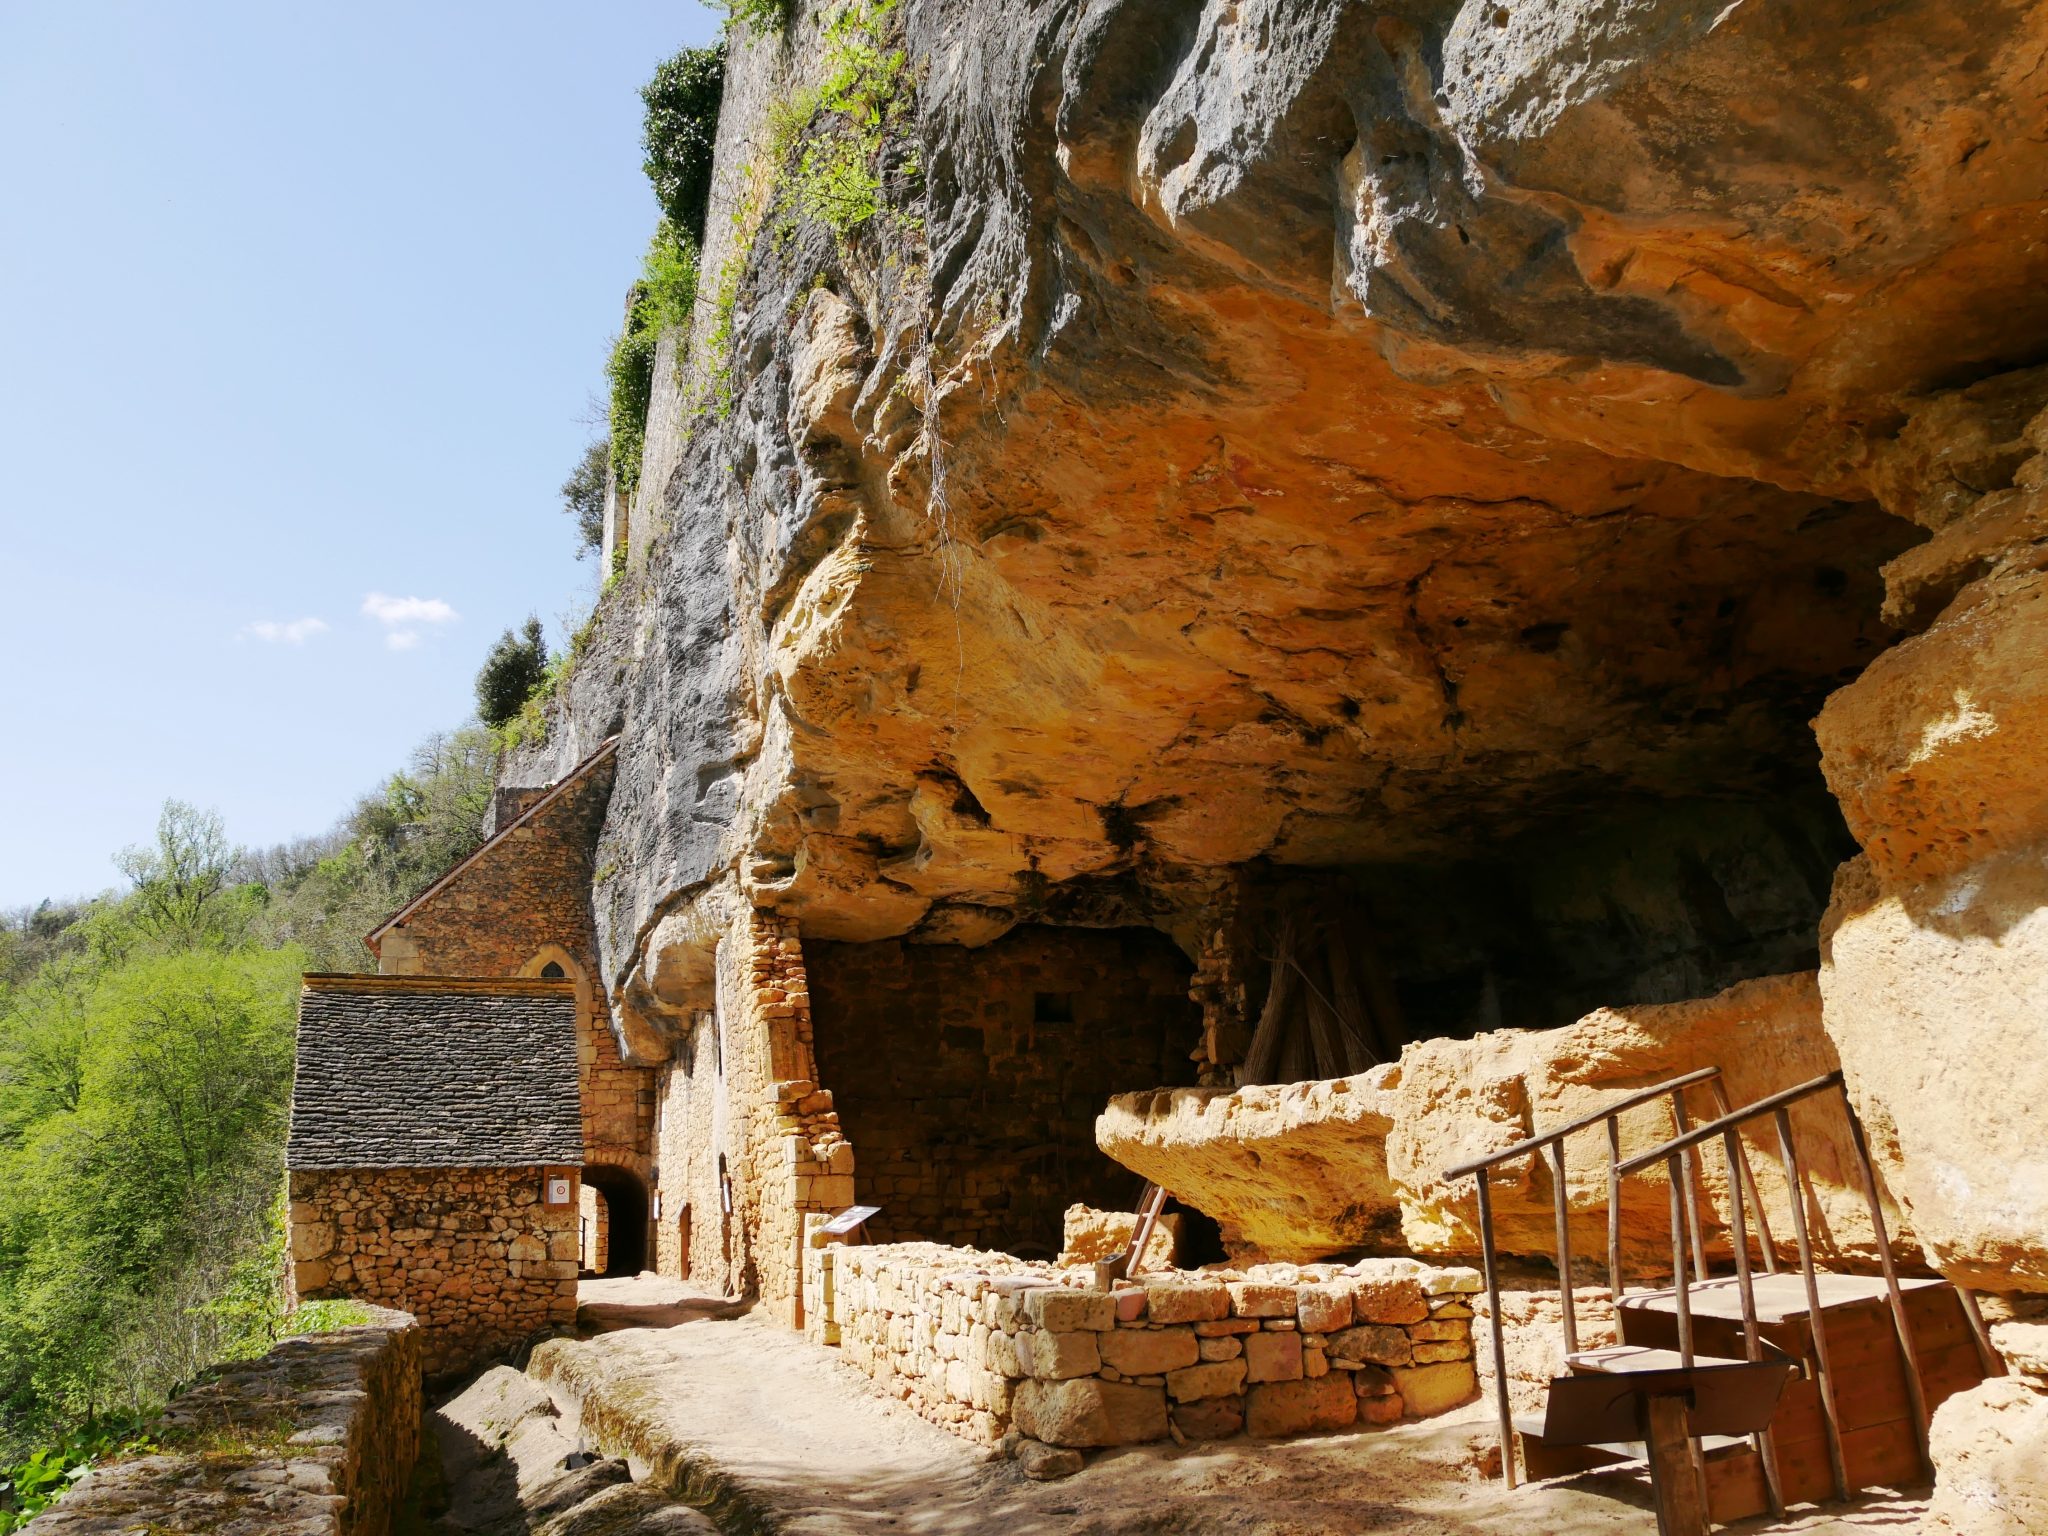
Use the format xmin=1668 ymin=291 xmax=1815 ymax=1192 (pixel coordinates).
xmin=1549 ymin=1139 xmax=1578 ymax=1355
xmin=1725 ymin=1128 xmax=1785 ymax=1518
xmin=1669 ymin=1153 xmax=1708 ymax=1510
xmin=1672 ymin=1094 xmax=1710 ymax=1283
xmin=1478 ymin=1168 xmax=1517 ymax=1488
xmin=1707 ymin=1078 xmax=1777 ymax=1273
xmin=1776 ymin=1106 xmax=1850 ymax=1503
xmin=1607 ymin=1114 xmax=1625 ymax=1305
xmin=1836 ymin=1084 xmax=1932 ymax=1476
xmin=1957 ymin=1287 xmax=2006 ymax=1380
xmin=1642 ymin=1392 xmax=1712 ymax=1536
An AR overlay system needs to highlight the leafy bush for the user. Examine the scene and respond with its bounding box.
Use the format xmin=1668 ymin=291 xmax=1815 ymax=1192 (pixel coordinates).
xmin=0 ymin=735 xmax=499 ymax=1468
xmin=474 ymin=617 xmax=549 ymax=730
xmin=246 ymin=729 xmax=499 ymax=973
xmin=773 ymin=0 xmax=915 ymax=242
xmin=561 ymin=438 xmax=608 ymax=560
xmin=721 ymin=0 xmax=794 ymax=36
xmin=606 ymin=223 xmax=700 ymax=500
xmin=0 ymin=1413 xmax=156 ymax=1531
xmin=641 ymin=45 xmax=726 ymax=243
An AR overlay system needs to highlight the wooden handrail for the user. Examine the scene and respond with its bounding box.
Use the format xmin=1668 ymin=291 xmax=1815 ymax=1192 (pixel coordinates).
xmin=1441 ymin=1066 xmax=1725 ymax=1181
xmin=1615 ymin=1072 xmax=1842 ymax=1178
xmin=1441 ymin=1063 xmax=1723 ymax=1492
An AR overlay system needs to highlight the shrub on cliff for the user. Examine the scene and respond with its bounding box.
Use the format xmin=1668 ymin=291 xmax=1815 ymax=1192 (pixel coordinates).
xmin=641 ymin=43 xmax=726 ymax=244
xmin=474 ymin=617 xmax=549 ymax=729
xmin=605 ymin=222 xmax=700 ymax=501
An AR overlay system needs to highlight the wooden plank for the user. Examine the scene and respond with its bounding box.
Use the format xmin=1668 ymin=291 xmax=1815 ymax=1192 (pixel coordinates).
xmin=1619 ymin=1272 xmax=1950 ymax=1326
xmin=1704 ymin=1443 xmax=1773 ymax=1524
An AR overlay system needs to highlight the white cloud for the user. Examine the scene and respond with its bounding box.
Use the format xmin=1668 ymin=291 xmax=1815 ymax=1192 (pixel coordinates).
xmin=385 ymin=630 xmax=422 ymax=652
xmin=361 ymin=592 xmax=458 ymax=628
xmin=243 ymin=617 xmax=329 ymax=645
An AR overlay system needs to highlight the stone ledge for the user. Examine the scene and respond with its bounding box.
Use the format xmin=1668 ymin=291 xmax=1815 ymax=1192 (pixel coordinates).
xmin=27 ymin=1306 xmax=422 ymax=1536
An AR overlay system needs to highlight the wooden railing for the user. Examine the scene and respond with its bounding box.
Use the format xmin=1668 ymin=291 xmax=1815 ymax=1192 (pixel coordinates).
xmin=1442 ymin=1065 xmax=1774 ymax=1487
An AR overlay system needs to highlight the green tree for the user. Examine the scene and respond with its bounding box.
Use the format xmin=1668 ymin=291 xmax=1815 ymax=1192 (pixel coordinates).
xmin=113 ymin=803 xmax=247 ymax=951
xmin=562 ymin=437 xmax=608 ymax=559
xmin=0 ymin=945 xmax=299 ymax=1439
xmin=475 ymin=617 xmax=549 ymax=729
xmin=640 ymin=44 xmax=726 ymax=243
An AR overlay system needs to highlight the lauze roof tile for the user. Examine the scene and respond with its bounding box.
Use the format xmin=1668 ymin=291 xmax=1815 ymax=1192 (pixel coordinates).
xmin=288 ymin=975 xmax=582 ymax=1170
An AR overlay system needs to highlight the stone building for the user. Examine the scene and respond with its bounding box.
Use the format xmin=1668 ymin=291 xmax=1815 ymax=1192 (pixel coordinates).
xmin=286 ymin=975 xmax=583 ymax=1372
xmin=365 ymin=737 xmax=656 ymax=1278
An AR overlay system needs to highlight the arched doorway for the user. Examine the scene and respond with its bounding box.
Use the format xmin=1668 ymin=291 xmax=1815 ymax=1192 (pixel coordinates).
xmin=583 ymin=1165 xmax=650 ymax=1278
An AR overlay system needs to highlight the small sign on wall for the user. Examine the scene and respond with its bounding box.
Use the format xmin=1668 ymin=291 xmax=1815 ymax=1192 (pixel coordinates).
xmin=653 ymin=1193 xmax=663 ymax=1220
xmin=545 ymin=1175 xmax=574 ymax=1206
xmin=822 ymin=1204 xmax=881 ymax=1236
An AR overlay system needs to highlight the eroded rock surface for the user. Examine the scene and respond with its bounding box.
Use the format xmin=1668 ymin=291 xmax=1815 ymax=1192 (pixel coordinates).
xmin=1103 ymin=972 xmax=1898 ymax=1267
xmin=1925 ymin=1378 xmax=2048 ymax=1536
xmin=1098 ymin=1075 xmax=1401 ymax=1260
xmin=1818 ymin=381 xmax=2048 ymax=1295
xmin=507 ymin=0 xmax=2048 ymax=1057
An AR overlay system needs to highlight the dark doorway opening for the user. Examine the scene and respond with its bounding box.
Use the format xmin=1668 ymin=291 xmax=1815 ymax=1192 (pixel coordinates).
xmin=583 ymin=1165 xmax=649 ymax=1277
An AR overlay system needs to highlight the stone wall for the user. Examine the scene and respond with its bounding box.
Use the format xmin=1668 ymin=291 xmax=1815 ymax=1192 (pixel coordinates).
xmin=28 ymin=1307 xmax=422 ymax=1536
xmin=578 ymin=1182 xmax=610 ymax=1275
xmin=649 ymin=910 xmax=853 ymax=1321
xmin=817 ymin=1240 xmax=1478 ymax=1450
xmin=289 ymin=1167 xmax=579 ymax=1374
xmin=375 ymin=746 xmax=655 ymax=1184
xmin=807 ymin=926 xmax=1200 ymax=1256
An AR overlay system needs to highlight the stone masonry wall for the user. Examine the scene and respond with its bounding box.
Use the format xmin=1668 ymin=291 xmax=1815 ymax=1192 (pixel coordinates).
xmin=651 ymin=1013 xmax=719 ymax=1284
xmin=806 ymin=927 xmax=1201 ymax=1256
xmin=28 ymin=1307 xmax=422 ymax=1536
xmin=376 ymin=751 xmax=655 ymax=1183
xmin=659 ymin=910 xmax=853 ymax=1321
xmin=818 ymin=1240 xmax=1479 ymax=1450
xmin=289 ymin=1167 xmax=579 ymax=1374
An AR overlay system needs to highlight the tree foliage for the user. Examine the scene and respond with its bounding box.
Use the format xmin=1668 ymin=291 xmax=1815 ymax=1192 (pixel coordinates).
xmin=475 ymin=617 xmax=550 ymax=729
xmin=0 ymin=728 xmax=501 ymax=1482
xmin=562 ymin=437 xmax=608 ymax=560
xmin=640 ymin=44 xmax=727 ymax=244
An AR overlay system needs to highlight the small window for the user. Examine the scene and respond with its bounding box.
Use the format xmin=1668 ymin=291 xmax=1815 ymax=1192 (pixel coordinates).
xmin=1034 ymin=991 xmax=1075 ymax=1023
xmin=540 ymin=961 xmax=566 ymax=979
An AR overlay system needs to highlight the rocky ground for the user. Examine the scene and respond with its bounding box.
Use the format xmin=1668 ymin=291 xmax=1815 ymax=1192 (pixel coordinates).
xmin=508 ymin=1293 xmax=1931 ymax=1536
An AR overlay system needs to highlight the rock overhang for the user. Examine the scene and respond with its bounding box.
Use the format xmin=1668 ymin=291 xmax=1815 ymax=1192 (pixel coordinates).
xmin=512 ymin=0 xmax=2048 ymax=1001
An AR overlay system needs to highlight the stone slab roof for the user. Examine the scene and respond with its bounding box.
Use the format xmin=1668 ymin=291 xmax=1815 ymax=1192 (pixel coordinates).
xmin=289 ymin=975 xmax=582 ymax=1170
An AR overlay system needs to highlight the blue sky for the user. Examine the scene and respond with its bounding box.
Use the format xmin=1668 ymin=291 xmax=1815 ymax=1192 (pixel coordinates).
xmin=0 ymin=1 xmax=720 ymax=908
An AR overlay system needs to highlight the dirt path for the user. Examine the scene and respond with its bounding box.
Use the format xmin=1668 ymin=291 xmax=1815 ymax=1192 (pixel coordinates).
xmin=527 ymin=1304 xmax=1933 ymax=1536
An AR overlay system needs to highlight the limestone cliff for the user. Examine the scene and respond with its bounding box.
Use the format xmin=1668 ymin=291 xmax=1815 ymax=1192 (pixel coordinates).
xmin=511 ymin=0 xmax=2048 ymax=1266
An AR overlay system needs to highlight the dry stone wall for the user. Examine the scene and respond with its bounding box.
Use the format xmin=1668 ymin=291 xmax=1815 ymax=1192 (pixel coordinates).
xmin=807 ymin=926 xmax=1200 ymax=1255
xmin=27 ymin=1308 xmax=421 ymax=1536
xmin=817 ymin=1240 xmax=1478 ymax=1450
xmin=289 ymin=1167 xmax=578 ymax=1374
